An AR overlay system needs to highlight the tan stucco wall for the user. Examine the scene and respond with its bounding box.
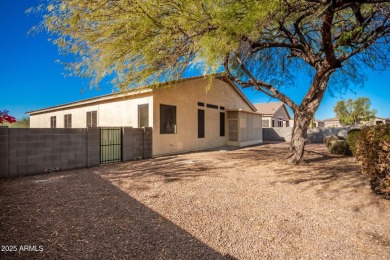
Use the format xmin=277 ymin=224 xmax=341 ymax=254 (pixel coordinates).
xmin=152 ymin=78 xmax=253 ymax=156
xmin=30 ymin=95 xmax=153 ymax=128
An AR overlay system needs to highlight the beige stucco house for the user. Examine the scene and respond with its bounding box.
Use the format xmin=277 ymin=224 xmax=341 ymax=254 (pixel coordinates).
xmin=254 ymin=102 xmax=292 ymax=128
xmin=27 ymin=75 xmax=263 ymax=156
xmin=323 ymin=116 xmax=389 ymax=127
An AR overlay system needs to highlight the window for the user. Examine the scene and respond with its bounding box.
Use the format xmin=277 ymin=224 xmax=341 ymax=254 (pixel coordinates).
xmin=160 ymin=104 xmax=176 ymax=134
xmin=197 ymin=102 xmax=205 ymax=107
xmin=198 ymin=109 xmax=205 ymax=138
xmin=138 ymin=104 xmax=149 ymax=127
xmin=50 ymin=116 xmax=56 ymax=128
xmin=220 ymin=112 xmax=225 ymax=137
xmin=86 ymin=111 xmax=97 ymax=127
xmin=64 ymin=114 xmax=72 ymax=128
xmin=278 ymin=117 xmax=283 ymax=127
xmin=286 ymin=120 xmax=289 ymax=127
xmin=272 ymin=120 xmax=275 ymax=127
xmin=206 ymin=104 xmax=218 ymax=109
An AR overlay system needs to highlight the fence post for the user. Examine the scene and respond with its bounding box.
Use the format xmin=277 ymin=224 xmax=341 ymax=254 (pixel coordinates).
xmin=87 ymin=127 xmax=100 ymax=167
xmin=143 ymin=127 xmax=153 ymax=159
xmin=122 ymin=127 xmax=134 ymax=162
xmin=0 ymin=127 xmax=9 ymax=178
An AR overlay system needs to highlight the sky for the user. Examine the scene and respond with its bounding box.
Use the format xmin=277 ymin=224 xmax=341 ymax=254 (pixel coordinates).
xmin=1 ymin=1 xmax=389 ymax=121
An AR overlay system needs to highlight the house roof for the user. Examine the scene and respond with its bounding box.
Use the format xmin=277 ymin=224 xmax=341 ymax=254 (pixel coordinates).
xmin=323 ymin=117 xmax=340 ymax=121
xmin=27 ymin=74 xmax=256 ymax=115
xmin=253 ymin=102 xmax=291 ymax=119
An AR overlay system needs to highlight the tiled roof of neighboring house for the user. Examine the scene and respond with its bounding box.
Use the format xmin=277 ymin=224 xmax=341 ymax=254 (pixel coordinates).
xmin=253 ymin=102 xmax=291 ymax=119
xmin=27 ymin=74 xmax=256 ymax=115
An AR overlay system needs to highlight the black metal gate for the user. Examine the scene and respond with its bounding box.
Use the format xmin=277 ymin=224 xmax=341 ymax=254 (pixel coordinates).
xmin=100 ymin=127 xmax=122 ymax=164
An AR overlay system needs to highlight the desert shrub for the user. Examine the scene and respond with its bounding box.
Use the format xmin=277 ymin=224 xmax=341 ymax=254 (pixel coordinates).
xmin=371 ymin=174 xmax=390 ymax=200
xmin=323 ymin=135 xmax=340 ymax=147
xmin=355 ymin=125 xmax=390 ymax=198
xmin=346 ymin=128 xmax=361 ymax=156
xmin=328 ymin=140 xmax=348 ymax=154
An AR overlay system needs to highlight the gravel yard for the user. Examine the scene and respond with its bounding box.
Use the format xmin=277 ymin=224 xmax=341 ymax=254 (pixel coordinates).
xmin=1 ymin=142 xmax=389 ymax=259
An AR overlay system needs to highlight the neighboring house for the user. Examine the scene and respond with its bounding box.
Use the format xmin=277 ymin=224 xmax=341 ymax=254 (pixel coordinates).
xmin=254 ymin=102 xmax=292 ymax=128
xmin=323 ymin=117 xmax=344 ymax=128
xmin=314 ymin=120 xmax=325 ymax=128
xmin=324 ymin=116 xmax=389 ymax=127
xmin=27 ymin=75 xmax=263 ymax=156
xmin=371 ymin=117 xmax=389 ymax=125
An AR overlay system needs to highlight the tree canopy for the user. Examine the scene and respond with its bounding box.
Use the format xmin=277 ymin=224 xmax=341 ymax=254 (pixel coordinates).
xmin=32 ymin=0 xmax=390 ymax=163
xmin=334 ymin=97 xmax=377 ymax=125
xmin=33 ymin=1 xmax=390 ymax=91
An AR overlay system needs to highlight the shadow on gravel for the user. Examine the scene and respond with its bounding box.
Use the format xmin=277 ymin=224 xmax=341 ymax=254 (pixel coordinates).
xmin=269 ymin=146 xmax=370 ymax=200
xmin=0 ymin=172 xmax=235 ymax=260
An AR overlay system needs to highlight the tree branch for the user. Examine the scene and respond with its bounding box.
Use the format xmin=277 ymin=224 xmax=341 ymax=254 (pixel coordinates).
xmin=223 ymin=53 xmax=299 ymax=112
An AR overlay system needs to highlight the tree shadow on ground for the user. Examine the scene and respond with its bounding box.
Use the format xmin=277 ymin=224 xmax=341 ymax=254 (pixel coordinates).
xmin=267 ymin=144 xmax=373 ymax=202
xmin=0 ymin=172 xmax=235 ymax=259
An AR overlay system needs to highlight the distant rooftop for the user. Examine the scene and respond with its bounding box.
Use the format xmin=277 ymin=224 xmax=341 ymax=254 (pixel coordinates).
xmin=253 ymin=102 xmax=291 ymax=119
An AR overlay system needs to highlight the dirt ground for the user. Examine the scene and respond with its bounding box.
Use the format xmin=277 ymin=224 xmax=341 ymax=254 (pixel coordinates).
xmin=1 ymin=142 xmax=389 ymax=259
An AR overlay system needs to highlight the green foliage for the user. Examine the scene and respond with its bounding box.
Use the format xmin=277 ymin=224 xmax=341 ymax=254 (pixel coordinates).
xmin=30 ymin=0 xmax=279 ymax=89
xmin=355 ymin=125 xmax=390 ymax=198
xmin=30 ymin=0 xmax=390 ymax=93
xmin=346 ymin=129 xmax=361 ymax=156
xmin=334 ymin=98 xmax=376 ymax=125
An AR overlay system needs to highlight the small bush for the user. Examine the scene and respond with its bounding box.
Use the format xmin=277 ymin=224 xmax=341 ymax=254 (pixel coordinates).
xmin=323 ymin=135 xmax=340 ymax=147
xmin=328 ymin=140 xmax=348 ymax=154
xmin=355 ymin=125 xmax=390 ymax=198
xmin=346 ymin=128 xmax=361 ymax=156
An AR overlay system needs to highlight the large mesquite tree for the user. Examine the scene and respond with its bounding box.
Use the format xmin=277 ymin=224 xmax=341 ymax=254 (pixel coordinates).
xmin=34 ymin=0 xmax=390 ymax=164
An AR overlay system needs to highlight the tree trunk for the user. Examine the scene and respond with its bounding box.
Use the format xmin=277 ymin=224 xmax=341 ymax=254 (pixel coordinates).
xmin=286 ymin=68 xmax=333 ymax=164
xmin=287 ymin=110 xmax=313 ymax=164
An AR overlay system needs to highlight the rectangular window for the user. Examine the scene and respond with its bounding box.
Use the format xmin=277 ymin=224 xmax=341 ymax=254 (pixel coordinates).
xmin=206 ymin=104 xmax=218 ymax=109
xmin=198 ymin=109 xmax=205 ymax=138
xmin=64 ymin=114 xmax=72 ymax=128
xmin=86 ymin=111 xmax=97 ymax=127
xmin=50 ymin=116 xmax=56 ymax=128
xmin=220 ymin=112 xmax=225 ymax=137
xmin=278 ymin=117 xmax=283 ymax=127
xmin=286 ymin=121 xmax=289 ymax=127
xmin=197 ymin=102 xmax=205 ymax=107
xmin=138 ymin=104 xmax=149 ymax=127
xmin=220 ymin=106 xmax=225 ymax=110
xmin=160 ymin=104 xmax=176 ymax=134
xmin=272 ymin=120 xmax=275 ymax=127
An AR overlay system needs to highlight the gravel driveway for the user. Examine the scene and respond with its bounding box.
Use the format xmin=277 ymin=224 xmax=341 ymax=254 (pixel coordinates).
xmin=1 ymin=142 xmax=389 ymax=259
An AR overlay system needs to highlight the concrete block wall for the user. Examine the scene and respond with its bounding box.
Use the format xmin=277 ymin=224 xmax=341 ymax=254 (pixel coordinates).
xmin=4 ymin=128 xmax=88 ymax=178
xmin=0 ymin=127 xmax=9 ymax=178
xmin=262 ymin=127 xmax=351 ymax=143
xmin=87 ymin=127 xmax=100 ymax=167
xmin=1 ymin=126 xmax=153 ymax=179
xmin=306 ymin=127 xmax=350 ymax=143
xmin=263 ymin=127 xmax=293 ymax=142
xmin=122 ymin=127 xmax=153 ymax=161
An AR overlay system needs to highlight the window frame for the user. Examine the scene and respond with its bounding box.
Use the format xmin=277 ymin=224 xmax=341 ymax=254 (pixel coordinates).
xmin=220 ymin=112 xmax=225 ymax=137
xmin=50 ymin=116 xmax=56 ymax=129
xmin=64 ymin=114 xmax=72 ymax=128
xmin=138 ymin=104 xmax=149 ymax=128
xmin=198 ymin=109 xmax=205 ymax=138
xmin=86 ymin=111 xmax=97 ymax=127
xmin=160 ymin=104 xmax=177 ymax=134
